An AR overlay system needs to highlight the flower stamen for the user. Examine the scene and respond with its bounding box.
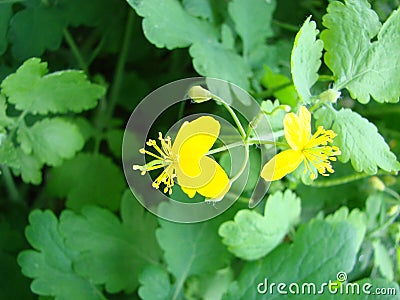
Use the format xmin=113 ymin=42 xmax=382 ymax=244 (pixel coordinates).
xmin=134 ymin=132 xmax=176 ymax=194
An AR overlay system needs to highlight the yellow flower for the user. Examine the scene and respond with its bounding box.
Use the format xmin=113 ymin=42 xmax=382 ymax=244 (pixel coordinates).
xmin=133 ymin=116 xmax=230 ymax=199
xmin=261 ymin=106 xmax=341 ymax=181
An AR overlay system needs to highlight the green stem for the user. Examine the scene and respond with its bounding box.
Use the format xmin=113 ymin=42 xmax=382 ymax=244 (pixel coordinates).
xmin=207 ymin=134 xmax=287 ymax=156
xmin=1 ymin=165 xmax=20 ymax=203
xmin=248 ymin=140 xmax=288 ymax=147
xmin=368 ymin=206 xmax=400 ymax=238
xmin=229 ymin=145 xmax=250 ymax=183
xmin=93 ymin=11 xmax=134 ymax=153
xmin=63 ymin=28 xmax=89 ymax=74
xmin=318 ymin=74 xmax=335 ymax=82
xmin=310 ymin=170 xmax=388 ymax=187
xmin=245 ymin=110 xmax=266 ymax=141
xmin=107 ymin=11 xmax=134 ymax=121
xmin=87 ymin=34 xmax=107 ymax=66
xmin=177 ymin=101 xmax=185 ymax=121
xmin=207 ymin=141 xmax=244 ymax=155
xmin=309 ymin=100 xmax=327 ymax=113
xmin=212 ymin=94 xmax=246 ymax=139
xmin=272 ymin=19 xmax=299 ymax=32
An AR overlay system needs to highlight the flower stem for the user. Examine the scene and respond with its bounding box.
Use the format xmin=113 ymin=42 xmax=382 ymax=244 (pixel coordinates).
xmin=272 ymin=19 xmax=299 ymax=32
xmin=107 ymin=10 xmax=134 ymax=121
xmin=318 ymin=75 xmax=335 ymax=82
xmin=211 ymin=94 xmax=246 ymax=139
xmin=368 ymin=206 xmax=400 ymax=238
xmin=207 ymin=135 xmax=287 ymax=156
xmin=230 ymin=145 xmax=250 ymax=183
xmin=63 ymin=28 xmax=89 ymax=74
xmin=93 ymin=11 xmax=134 ymax=153
xmin=1 ymin=165 xmax=20 ymax=203
xmin=207 ymin=141 xmax=244 ymax=155
xmin=310 ymin=170 xmax=389 ymax=187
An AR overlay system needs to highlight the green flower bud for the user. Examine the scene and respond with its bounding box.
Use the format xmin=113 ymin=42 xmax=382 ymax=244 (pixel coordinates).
xmin=319 ymin=89 xmax=341 ymax=103
xmin=188 ymin=86 xmax=212 ymax=103
xmin=369 ymin=176 xmax=385 ymax=191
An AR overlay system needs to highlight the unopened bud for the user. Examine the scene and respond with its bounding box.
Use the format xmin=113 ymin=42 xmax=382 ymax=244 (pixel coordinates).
xmin=388 ymin=205 xmax=399 ymax=216
xmin=369 ymin=176 xmax=385 ymax=191
xmin=319 ymin=89 xmax=341 ymax=103
xmin=188 ymin=86 xmax=212 ymax=103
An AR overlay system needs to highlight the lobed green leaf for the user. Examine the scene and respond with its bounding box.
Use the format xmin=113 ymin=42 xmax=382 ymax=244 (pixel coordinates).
xmin=59 ymin=191 xmax=161 ymax=293
xmin=219 ymin=190 xmax=300 ymax=260
xmin=315 ymin=107 xmax=400 ymax=174
xmin=17 ymin=210 xmax=106 ymax=300
xmin=156 ymin=202 xmax=232 ymax=299
xmin=47 ymin=153 xmax=125 ymax=211
xmin=1 ymin=58 xmax=105 ymax=114
xmin=138 ymin=265 xmax=171 ymax=300
xmin=291 ymin=16 xmax=323 ymax=104
xmin=321 ymin=0 xmax=400 ymax=103
xmin=223 ymin=220 xmax=359 ymax=299
xmin=228 ymin=0 xmax=275 ymax=57
xmin=17 ymin=118 xmax=84 ymax=166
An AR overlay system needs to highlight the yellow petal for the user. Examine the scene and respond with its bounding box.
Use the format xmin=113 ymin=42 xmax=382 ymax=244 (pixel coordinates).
xmin=284 ymin=106 xmax=311 ymax=150
xmin=180 ymin=186 xmax=197 ymax=198
xmin=261 ymin=150 xmax=303 ymax=181
xmin=172 ymin=116 xmax=220 ymax=178
xmin=179 ymin=156 xmax=230 ymax=199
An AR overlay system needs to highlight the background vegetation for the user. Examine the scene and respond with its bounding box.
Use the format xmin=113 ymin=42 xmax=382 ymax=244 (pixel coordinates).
xmin=0 ymin=0 xmax=399 ymax=299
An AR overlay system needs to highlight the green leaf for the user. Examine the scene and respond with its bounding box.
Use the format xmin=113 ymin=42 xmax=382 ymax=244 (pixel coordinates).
xmin=105 ymin=129 xmax=123 ymax=159
xmin=156 ymin=203 xmax=232 ymax=299
xmin=228 ymin=0 xmax=275 ymax=57
xmin=182 ymin=0 xmax=214 ymax=21
xmin=315 ymin=107 xmax=400 ymax=174
xmin=128 ymin=0 xmax=217 ymax=49
xmin=189 ymin=42 xmax=251 ymax=90
xmin=219 ymin=190 xmax=301 ymax=260
xmin=223 ymin=220 xmax=358 ymax=300
xmin=15 ymin=148 xmax=43 ymax=185
xmin=59 ymin=191 xmax=161 ymax=293
xmin=366 ymin=193 xmax=384 ymax=230
xmin=323 ymin=278 xmax=400 ymax=300
xmin=17 ymin=210 xmax=106 ymax=300
xmin=1 ymin=58 xmax=105 ymax=114
xmin=0 ymin=138 xmax=20 ymax=170
xmin=17 ymin=118 xmax=84 ymax=166
xmin=138 ymin=265 xmax=171 ymax=300
xmin=260 ymin=99 xmax=289 ymax=133
xmin=0 ymin=3 xmax=12 ymax=55
xmin=261 ymin=67 xmax=298 ymax=107
xmin=372 ymin=240 xmax=394 ymax=281
xmin=220 ymin=24 xmax=234 ymax=50
xmin=8 ymin=0 xmax=126 ymax=60
xmin=321 ymin=0 xmax=400 ymax=103
xmin=47 ymin=153 xmax=125 ymax=211
xmin=127 ymin=0 xmax=251 ymax=90
xmin=9 ymin=3 xmax=66 ymax=60
xmin=0 ymin=94 xmax=13 ymax=128
xmin=291 ymin=16 xmax=323 ymax=104
xmin=219 ymin=147 xmax=261 ymax=195
xmin=185 ymin=268 xmax=233 ymax=300
xmin=325 ymin=207 xmax=367 ymax=252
